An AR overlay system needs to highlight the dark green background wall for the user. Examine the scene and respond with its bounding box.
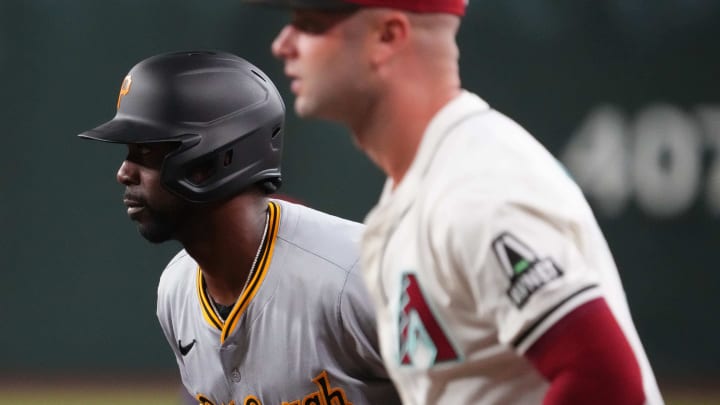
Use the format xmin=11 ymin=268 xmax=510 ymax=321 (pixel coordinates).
xmin=1 ymin=0 xmax=718 ymax=387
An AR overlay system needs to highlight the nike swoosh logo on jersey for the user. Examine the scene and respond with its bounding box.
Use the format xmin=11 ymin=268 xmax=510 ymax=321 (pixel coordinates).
xmin=179 ymin=339 xmax=196 ymax=356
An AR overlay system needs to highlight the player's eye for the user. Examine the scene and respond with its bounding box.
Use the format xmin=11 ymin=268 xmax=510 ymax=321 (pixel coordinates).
xmin=291 ymin=18 xmax=327 ymax=34
xmin=138 ymin=145 xmax=152 ymax=155
xmin=290 ymin=11 xmax=356 ymax=34
xmin=125 ymin=142 xmax=180 ymax=168
xmin=126 ymin=144 xmax=159 ymax=168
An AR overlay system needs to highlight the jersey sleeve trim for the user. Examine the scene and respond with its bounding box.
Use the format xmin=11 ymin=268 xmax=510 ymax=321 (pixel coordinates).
xmin=512 ymin=283 xmax=601 ymax=353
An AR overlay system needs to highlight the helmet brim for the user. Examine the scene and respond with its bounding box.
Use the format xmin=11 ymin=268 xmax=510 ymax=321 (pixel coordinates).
xmin=78 ymin=117 xmax=179 ymax=145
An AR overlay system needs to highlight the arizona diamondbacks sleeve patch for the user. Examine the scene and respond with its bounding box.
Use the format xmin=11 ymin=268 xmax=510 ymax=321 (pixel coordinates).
xmin=492 ymin=232 xmax=564 ymax=308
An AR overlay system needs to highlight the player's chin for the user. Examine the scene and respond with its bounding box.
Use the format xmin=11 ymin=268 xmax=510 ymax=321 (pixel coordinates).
xmin=137 ymin=223 xmax=174 ymax=244
xmin=294 ymin=98 xmax=336 ymax=121
xmin=293 ymin=98 xmax=313 ymax=118
xmin=294 ymin=95 xmax=322 ymax=116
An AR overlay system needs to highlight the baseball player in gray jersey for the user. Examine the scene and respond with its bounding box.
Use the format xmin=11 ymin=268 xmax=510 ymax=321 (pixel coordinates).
xmin=78 ymin=50 xmax=400 ymax=405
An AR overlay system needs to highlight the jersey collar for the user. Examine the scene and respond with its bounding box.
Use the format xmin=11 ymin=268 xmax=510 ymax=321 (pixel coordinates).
xmin=196 ymin=201 xmax=281 ymax=343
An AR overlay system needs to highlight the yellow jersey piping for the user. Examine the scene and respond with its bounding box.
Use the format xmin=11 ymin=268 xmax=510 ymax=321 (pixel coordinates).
xmin=196 ymin=201 xmax=281 ymax=343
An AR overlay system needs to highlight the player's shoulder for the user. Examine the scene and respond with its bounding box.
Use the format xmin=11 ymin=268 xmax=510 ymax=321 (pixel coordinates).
xmin=425 ymin=97 xmax=584 ymax=214
xmin=415 ymin=98 xmax=595 ymax=240
xmin=436 ymin=106 xmax=549 ymax=177
xmin=157 ymin=249 xmax=196 ymax=298
xmin=272 ymin=198 xmax=363 ymax=272
xmin=429 ymin=91 xmax=553 ymax=169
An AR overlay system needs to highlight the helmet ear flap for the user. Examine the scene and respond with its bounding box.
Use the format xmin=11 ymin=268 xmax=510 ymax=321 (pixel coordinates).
xmin=183 ymin=157 xmax=218 ymax=187
xmin=163 ymin=118 xmax=283 ymax=203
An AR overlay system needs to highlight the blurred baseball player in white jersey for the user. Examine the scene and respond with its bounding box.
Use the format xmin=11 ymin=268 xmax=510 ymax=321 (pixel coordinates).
xmin=246 ymin=0 xmax=666 ymax=403
xmin=79 ymin=50 xmax=400 ymax=405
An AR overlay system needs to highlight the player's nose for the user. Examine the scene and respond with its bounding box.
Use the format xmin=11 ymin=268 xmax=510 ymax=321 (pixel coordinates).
xmin=116 ymin=160 xmax=140 ymax=186
xmin=272 ymin=25 xmax=297 ymax=60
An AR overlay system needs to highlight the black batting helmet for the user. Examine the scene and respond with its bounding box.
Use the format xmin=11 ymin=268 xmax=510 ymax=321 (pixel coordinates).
xmin=79 ymin=50 xmax=284 ymax=203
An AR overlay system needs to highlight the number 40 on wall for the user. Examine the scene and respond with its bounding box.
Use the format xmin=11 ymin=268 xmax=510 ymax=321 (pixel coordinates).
xmin=561 ymin=104 xmax=720 ymax=219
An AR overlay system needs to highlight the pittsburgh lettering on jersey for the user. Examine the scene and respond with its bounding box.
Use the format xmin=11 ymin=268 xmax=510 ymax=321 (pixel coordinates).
xmin=398 ymin=272 xmax=460 ymax=367
xmin=280 ymin=370 xmax=352 ymax=405
xmin=195 ymin=370 xmax=351 ymax=405
xmin=492 ymin=232 xmax=564 ymax=308
xmin=196 ymin=394 xmax=235 ymax=405
xmin=244 ymin=396 xmax=261 ymax=405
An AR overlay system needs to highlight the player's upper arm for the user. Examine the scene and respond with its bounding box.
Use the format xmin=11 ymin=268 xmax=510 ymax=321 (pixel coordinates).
xmin=426 ymin=193 xmax=602 ymax=351
xmin=337 ymin=262 xmax=388 ymax=376
xmin=525 ymin=297 xmax=645 ymax=405
xmin=156 ymin=275 xmax=181 ymax=358
xmin=156 ymin=250 xmax=192 ymax=365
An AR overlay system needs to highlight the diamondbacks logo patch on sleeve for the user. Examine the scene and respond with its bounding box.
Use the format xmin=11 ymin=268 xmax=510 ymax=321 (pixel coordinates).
xmin=492 ymin=232 xmax=563 ymax=308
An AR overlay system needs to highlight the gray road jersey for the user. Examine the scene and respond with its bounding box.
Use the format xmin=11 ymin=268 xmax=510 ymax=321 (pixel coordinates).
xmin=157 ymin=200 xmax=400 ymax=405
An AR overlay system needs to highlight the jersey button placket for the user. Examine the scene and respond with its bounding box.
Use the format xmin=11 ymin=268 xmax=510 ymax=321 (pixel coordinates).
xmin=220 ymin=342 xmax=243 ymax=387
xmin=230 ymin=367 xmax=241 ymax=382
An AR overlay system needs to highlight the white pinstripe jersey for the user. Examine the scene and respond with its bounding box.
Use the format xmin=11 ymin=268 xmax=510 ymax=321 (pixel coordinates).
xmin=157 ymin=199 xmax=400 ymax=405
xmin=361 ymin=91 xmax=664 ymax=404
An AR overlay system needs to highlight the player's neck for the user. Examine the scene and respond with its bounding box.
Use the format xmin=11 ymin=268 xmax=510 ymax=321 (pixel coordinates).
xmin=180 ymin=195 xmax=269 ymax=305
xmin=355 ymin=84 xmax=461 ymax=187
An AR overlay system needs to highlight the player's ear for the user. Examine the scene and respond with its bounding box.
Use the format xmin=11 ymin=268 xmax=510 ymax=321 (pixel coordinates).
xmin=369 ymin=11 xmax=410 ymax=67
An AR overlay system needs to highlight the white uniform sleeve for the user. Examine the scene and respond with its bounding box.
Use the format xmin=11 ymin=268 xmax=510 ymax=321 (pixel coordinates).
xmin=430 ymin=196 xmax=602 ymax=354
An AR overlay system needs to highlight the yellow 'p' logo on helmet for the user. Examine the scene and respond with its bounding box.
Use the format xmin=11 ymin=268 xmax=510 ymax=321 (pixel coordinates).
xmin=117 ymin=74 xmax=132 ymax=110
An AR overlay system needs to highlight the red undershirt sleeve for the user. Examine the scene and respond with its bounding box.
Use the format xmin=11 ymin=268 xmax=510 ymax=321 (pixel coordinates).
xmin=525 ymin=297 xmax=646 ymax=405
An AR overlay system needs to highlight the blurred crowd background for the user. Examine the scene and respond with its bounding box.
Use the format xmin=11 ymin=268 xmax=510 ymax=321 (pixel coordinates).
xmin=1 ymin=0 xmax=719 ymax=401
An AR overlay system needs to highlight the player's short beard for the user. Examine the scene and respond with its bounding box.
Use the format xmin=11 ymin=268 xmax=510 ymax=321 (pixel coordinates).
xmin=136 ymin=204 xmax=189 ymax=244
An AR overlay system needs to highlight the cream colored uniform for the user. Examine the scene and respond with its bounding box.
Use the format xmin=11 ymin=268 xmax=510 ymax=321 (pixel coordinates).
xmin=361 ymin=91 xmax=664 ymax=404
xmin=157 ymin=199 xmax=400 ymax=405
